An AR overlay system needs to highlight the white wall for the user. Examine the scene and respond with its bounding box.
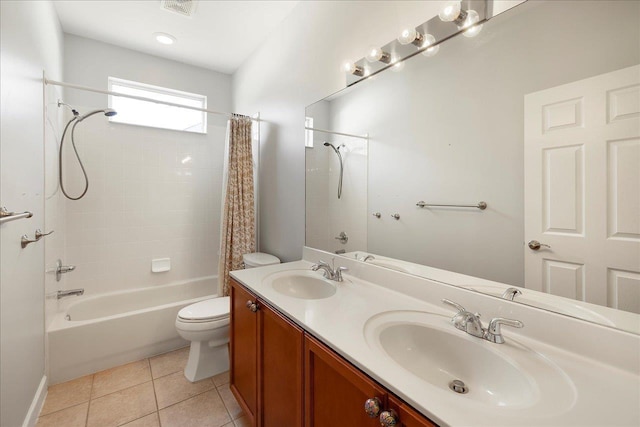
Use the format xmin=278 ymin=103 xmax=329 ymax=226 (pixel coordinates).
xmin=58 ymin=35 xmax=232 ymax=297
xmin=0 ymin=1 xmax=64 ymax=425
xmin=233 ymin=1 xmax=448 ymax=261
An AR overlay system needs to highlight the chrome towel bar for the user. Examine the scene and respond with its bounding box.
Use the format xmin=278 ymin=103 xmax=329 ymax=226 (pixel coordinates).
xmin=416 ymin=201 xmax=487 ymax=210
xmin=0 ymin=207 xmax=33 ymax=224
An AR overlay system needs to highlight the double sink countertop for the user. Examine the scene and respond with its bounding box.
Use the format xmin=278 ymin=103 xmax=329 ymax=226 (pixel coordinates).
xmin=230 ymin=248 xmax=640 ymax=427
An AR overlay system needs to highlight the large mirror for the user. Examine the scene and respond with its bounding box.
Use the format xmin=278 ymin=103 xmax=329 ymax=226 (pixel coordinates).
xmin=305 ymin=0 xmax=640 ymax=334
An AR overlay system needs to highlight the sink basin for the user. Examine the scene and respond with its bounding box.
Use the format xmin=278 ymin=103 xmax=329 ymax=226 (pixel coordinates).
xmin=364 ymin=311 xmax=576 ymax=412
xmin=265 ymin=270 xmax=337 ymax=300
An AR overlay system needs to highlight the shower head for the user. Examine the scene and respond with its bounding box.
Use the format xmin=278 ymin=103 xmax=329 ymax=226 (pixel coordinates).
xmin=323 ymin=141 xmax=345 ymax=153
xmin=76 ymin=108 xmax=118 ymax=122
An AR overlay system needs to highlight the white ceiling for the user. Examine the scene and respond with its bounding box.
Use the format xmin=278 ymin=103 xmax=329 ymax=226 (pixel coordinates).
xmin=53 ymin=0 xmax=299 ymax=74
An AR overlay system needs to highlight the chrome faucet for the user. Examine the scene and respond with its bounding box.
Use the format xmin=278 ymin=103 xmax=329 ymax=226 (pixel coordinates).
xmin=361 ymin=254 xmax=375 ymax=262
xmin=311 ymin=259 xmax=348 ymax=282
xmin=501 ymin=287 xmax=522 ymax=301
xmin=57 ymin=289 xmax=84 ymax=299
xmin=442 ymin=299 xmax=523 ymax=343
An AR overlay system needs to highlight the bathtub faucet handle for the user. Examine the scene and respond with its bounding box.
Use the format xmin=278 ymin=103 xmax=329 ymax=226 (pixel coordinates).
xmin=55 ymin=259 xmax=76 ymax=282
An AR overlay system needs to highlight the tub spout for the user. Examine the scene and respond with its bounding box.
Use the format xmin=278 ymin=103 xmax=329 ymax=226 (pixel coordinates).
xmin=57 ymin=289 xmax=84 ymax=299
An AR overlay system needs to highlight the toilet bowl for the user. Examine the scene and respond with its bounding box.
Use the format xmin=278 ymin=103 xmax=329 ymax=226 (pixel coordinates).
xmin=176 ymin=252 xmax=280 ymax=382
xmin=175 ymin=297 xmax=230 ymax=382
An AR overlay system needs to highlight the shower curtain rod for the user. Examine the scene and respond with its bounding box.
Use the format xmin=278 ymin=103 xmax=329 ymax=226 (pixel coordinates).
xmin=44 ymin=77 xmax=260 ymax=121
xmin=305 ymin=126 xmax=368 ymax=140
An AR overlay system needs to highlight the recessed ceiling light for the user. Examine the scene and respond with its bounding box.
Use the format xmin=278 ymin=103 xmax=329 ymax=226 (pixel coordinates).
xmin=154 ymin=32 xmax=176 ymax=45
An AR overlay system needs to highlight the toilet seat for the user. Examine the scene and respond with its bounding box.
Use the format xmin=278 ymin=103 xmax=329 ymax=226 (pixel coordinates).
xmin=178 ymin=297 xmax=230 ymax=323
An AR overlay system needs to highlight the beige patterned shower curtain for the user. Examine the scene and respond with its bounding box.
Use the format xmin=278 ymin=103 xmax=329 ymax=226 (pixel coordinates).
xmin=218 ymin=115 xmax=256 ymax=296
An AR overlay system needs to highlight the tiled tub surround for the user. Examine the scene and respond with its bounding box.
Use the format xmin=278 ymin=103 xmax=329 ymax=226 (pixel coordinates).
xmin=36 ymin=347 xmax=248 ymax=427
xmin=230 ymin=247 xmax=640 ymax=426
xmin=48 ymin=277 xmax=216 ymax=384
xmin=60 ymin=113 xmax=226 ymax=296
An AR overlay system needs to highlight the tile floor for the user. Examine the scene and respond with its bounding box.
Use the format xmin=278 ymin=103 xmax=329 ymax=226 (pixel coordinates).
xmin=36 ymin=347 xmax=248 ymax=427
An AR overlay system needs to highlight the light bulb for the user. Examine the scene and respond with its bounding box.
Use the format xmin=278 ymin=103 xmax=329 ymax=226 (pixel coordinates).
xmin=421 ymin=34 xmax=440 ymax=57
xmin=461 ymin=10 xmax=483 ymax=37
xmin=398 ymin=28 xmax=424 ymax=46
xmin=366 ymin=47 xmax=391 ymax=64
xmin=439 ymin=1 xmax=462 ymax=22
xmin=343 ymin=62 xmax=364 ymax=76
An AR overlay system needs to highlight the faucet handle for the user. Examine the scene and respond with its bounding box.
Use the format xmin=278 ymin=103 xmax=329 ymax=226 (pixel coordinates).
xmin=485 ymin=317 xmax=524 ymax=344
xmin=335 ymin=266 xmax=348 ymax=282
xmin=442 ymin=299 xmax=466 ymax=313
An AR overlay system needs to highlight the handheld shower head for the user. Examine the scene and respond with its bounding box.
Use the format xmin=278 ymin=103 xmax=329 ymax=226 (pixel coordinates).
xmin=76 ymin=108 xmax=118 ymax=122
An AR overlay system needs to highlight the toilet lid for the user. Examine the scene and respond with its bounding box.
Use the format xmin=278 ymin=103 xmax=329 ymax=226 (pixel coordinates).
xmin=243 ymin=252 xmax=280 ymax=267
xmin=178 ymin=297 xmax=230 ymax=321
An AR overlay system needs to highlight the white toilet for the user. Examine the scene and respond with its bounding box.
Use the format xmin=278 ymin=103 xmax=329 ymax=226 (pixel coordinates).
xmin=175 ymin=252 xmax=280 ymax=382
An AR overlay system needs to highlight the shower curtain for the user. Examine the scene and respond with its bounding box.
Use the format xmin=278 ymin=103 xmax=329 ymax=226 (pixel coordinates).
xmin=218 ymin=115 xmax=256 ymax=297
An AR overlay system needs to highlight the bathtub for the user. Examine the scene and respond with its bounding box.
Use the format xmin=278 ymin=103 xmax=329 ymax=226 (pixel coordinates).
xmin=48 ymin=276 xmax=216 ymax=384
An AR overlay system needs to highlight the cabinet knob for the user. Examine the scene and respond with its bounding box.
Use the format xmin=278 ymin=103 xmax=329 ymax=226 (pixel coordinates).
xmin=379 ymin=410 xmax=399 ymax=426
xmin=364 ymin=397 xmax=382 ymax=418
xmin=246 ymin=300 xmax=259 ymax=312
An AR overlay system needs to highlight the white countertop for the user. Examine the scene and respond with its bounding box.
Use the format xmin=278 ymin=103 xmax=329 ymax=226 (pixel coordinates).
xmin=230 ymin=250 xmax=640 ymax=427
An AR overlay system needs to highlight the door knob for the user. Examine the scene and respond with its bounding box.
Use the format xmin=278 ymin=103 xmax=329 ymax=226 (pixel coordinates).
xmin=528 ymin=240 xmax=550 ymax=251
xmin=246 ymin=300 xmax=259 ymax=312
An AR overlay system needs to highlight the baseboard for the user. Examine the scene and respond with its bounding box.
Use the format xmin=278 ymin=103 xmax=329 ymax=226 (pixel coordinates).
xmin=22 ymin=375 xmax=47 ymax=427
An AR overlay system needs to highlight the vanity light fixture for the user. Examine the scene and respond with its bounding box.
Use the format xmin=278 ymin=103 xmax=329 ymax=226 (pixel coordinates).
xmin=366 ymin=47 xmax=391 ymax=64
xmin=421 ymin=34 xmax=440 ymax=57
xmin=398 ymin=28 xmax=425 ymax=47
xmin=154 ymin=32 xmax=176 ymax=45
xmin=343 ymin=62 xmax=365 ymax=76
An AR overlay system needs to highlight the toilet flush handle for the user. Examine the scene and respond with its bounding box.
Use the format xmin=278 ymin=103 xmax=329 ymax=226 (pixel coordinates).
xmin=246 ymin=300 xmax=259 ymax=313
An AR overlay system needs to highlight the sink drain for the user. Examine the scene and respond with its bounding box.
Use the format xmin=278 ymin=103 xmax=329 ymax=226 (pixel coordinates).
xmin=449 ymin=379 xmax=469 ymax=394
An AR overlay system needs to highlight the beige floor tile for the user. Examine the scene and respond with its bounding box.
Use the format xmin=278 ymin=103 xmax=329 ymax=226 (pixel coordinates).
xmin=218 ymin=384 xmax=243 ymax=420
xmin=154 ymin=371 xmax=214 ymax=409
xmin=91 ymin=359 xmax=151 ymax=398
xmin=36 ymin=402 xmax=88 ymax=427
xmin=212 ymin=370 xmax=229 ymax=387
xmin=149 ymin=347 xmax=189 ymax=379
xmin=221 ymin=423 xmax=234 ymax=427
xmin=119 ymin=412 xmax=160 ymax=427
xmin=41 ymin=375 xmax=93 ymax=416
xmin=159 ymin=390 xmax=231 ymax=427
xmin=87 ymin=381 xmax=156 ymax=427
xmin=233 ymin=415 xmax=251 ymax=427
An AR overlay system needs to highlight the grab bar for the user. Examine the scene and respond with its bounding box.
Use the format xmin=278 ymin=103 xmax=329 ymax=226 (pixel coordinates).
xmin=416 ymin=201 xmax=487 ymax=210
xmin=0 ymin=207 xmax=33 ymax=224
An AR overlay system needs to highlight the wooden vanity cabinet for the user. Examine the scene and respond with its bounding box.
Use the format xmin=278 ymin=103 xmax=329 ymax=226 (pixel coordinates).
xmin=304 ymin=334 xmax=386 ymax=427
xmin=386 ymin=395 xmax=437 ymax=427
xmin=230 ymin=280 xmax=259 ymax=425
xmin=231 ymin=278 xmax=436 ymax=427
xmin=229 ymin=278 xmax=304 ymax=427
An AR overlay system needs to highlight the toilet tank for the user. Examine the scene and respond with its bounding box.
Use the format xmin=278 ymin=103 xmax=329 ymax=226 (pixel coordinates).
xmin=243 ymin=252 xmax=281 ymax=269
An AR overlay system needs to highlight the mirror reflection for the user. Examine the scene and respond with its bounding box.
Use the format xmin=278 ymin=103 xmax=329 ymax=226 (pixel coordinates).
xmin=305 ymin=0 xmax=640 ymax=334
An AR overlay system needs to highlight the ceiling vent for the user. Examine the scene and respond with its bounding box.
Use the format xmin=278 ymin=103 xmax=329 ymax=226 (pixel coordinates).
xmin=160 ymin=0 xmax=198 ymax=18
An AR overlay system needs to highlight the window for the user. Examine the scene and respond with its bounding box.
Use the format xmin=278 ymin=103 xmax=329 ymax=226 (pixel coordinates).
xmin=108 ymin=77 xmax=207 ymax=134
xmin=305 ymin=116 xmax=314 ymax=148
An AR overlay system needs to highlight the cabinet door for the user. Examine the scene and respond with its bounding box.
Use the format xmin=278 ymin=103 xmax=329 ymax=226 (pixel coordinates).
xmin=259 ymin=302 xmax=304 ymax=427
xmin=305 ymin=335 xmax=386 ymax=427
xmin=387 ymin=395 xmax=437 ymax=427
xmin=230 ymin=279 xmax=258 ymax=425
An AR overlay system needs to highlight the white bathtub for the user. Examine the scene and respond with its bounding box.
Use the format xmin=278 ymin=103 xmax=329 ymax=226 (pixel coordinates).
xmin=48 ymin=276 xmax=216 ymax=384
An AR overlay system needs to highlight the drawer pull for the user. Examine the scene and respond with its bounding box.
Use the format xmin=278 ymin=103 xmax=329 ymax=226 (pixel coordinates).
xmin=246 ymin=300 xmax=259 ymax=312
xmin=364 ymin=397 xmax=382 ymax=417
xmin=379 ymin=410 xmax=399 ymax=426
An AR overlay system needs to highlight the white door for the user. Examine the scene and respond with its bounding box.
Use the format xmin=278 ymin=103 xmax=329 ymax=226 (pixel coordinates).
xmin=524 ymin=65 xmax=640 ymax=313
